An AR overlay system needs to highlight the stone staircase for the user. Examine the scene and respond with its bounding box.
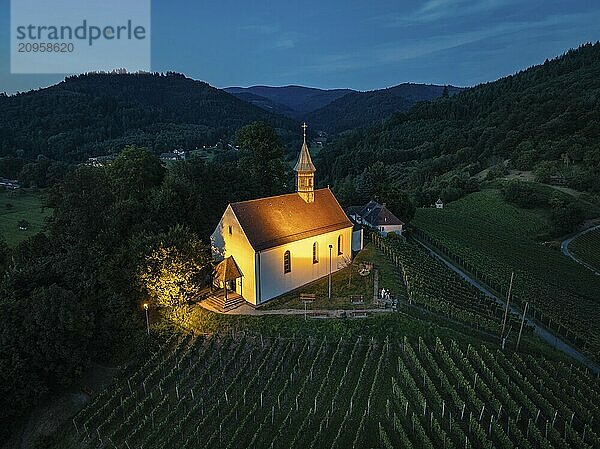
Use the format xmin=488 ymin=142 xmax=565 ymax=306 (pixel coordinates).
xmin=204 ymin=292 xmax=246 ymax=312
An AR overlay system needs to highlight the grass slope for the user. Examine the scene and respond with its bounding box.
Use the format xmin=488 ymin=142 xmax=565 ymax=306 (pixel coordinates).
xmin=0 ymin=189 xmax=50 ymax=246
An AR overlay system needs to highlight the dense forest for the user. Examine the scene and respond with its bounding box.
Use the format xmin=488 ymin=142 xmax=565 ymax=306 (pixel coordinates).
xmin=225 ymin=83 xmax=462 ymax=133
xmin=0 ymin=72 xmax=298 ymax=162
xmin=0 ymin=122 xmax=291 ymax=439
xmin=318 ymin=43 xmax=600 ymax=206
xmin=307 ymin=83 xmax=463 ymax=133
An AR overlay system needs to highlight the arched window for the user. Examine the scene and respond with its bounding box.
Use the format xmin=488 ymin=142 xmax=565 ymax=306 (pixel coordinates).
xmin=337 ymin=235 xmax=343 ymax=255
xmin=312 ymin=242 xmax=319 ymax=264
xmin=283 ymin=250 xmax=291 ymax=273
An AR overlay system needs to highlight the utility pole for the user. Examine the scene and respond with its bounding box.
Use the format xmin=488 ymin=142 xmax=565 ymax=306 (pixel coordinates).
xmin=501 ymin=272 xmax=514 ymax=338
xmin=328 ymin=244 xmax=333 ymax=300
xmin=516 ymin=302 xmax=529 ymax=351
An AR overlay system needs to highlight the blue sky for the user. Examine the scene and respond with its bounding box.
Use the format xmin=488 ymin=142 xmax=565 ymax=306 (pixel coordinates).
xmin=1 ymin=0 xmax=599 ymax=94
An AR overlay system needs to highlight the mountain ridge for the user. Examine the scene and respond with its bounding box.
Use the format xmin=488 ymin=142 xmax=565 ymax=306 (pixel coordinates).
xmin=316 ymin=42 xmax=600 ymax=205
xmin=0 ymin=72 xmax=298 ymax=161
xmin=224 ymin=85 xmax=353 ymax=118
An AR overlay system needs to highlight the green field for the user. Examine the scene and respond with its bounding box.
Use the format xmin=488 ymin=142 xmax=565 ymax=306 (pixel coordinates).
xmin=570 ymin=228 xmax=600 ymax=273
xmin=413 ymin=189 xmax=600 ymax=362
xmin=0 ymin=189 xmax=50 ymax=246
xmin=56 ymin=332 xmax=600 ymax=449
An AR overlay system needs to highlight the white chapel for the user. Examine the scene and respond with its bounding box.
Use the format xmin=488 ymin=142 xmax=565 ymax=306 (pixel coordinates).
xmin=210 ymin=124 xmax=355 ymax=306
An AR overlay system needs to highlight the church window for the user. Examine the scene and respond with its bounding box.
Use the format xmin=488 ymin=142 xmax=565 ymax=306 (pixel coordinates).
xmin=228 ymin=225 xmax=232 ymax=235
xmin=284 ymin=250 xmax=291 ymax=273
xmin=313 ymin=242 xmax=319 ymax=264
xmin=337 ymin=235 xmax=343 ymax=255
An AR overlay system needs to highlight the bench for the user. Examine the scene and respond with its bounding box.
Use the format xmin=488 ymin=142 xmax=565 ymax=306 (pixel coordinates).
xmin=300 ymin=293 xmax=316 ymax=302
xmin=349 ymin=294 xmax=364 ymax=305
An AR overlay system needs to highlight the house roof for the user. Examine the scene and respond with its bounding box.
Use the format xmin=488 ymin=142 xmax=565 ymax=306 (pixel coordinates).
xmin=214 ymin=256 xmax=243 ymax=282
xmin=365 ymin=206 xmax=404 ymax=226
xmin=351 ymin=200 xmax=404 ymax=227
xmin=230 ymin=188 xmax=352 ymax=251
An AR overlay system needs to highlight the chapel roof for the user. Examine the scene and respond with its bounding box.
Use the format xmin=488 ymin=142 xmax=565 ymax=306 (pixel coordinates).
xmin=230 ymin=188 xmax=352 ymax=251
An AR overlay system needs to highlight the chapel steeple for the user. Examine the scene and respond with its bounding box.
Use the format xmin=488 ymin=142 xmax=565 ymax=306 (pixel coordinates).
xmin=294 ymin=123 xmax=316 ymax=203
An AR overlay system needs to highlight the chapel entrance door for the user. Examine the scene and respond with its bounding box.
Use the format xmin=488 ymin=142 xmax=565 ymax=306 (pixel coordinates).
xmin=226 ymin=279 xmax=236 ymax=293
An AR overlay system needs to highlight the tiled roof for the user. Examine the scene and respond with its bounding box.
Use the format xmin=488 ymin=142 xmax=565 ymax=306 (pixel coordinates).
xmin=230 ymin=188 xmax=352 ymax=251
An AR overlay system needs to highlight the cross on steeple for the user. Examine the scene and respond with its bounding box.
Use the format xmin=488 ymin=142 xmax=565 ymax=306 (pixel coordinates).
xmin=301 ymin=122 xmax=308 ymax=141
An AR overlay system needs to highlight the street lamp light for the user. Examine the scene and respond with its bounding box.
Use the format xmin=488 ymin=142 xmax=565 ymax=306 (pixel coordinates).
xmin=143 ymin=303 xmax=150 ymax=336
xmin=328 ymin=244 xmax=333 ymax=300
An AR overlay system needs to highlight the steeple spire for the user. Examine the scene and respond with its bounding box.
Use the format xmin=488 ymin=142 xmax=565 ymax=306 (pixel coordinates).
xmin=294 ymin=123 xmax=316 ymax=203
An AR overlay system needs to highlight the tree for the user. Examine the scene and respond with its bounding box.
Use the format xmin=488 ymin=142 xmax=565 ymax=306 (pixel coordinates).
xmin=378 ymin=187 xmax=416 ymax=222
xmin=51 ymin=165 xmax=114 ymax=241
xmin=551 ymin=202 xmax=584 ymax=235
xmin=139 ymin=226 xmax=212 ymax=308
xmin=235 ymin=122 xmax=288 ymax=197
xmin=108 ymin=146 xmax=165 ymax=199
xmin=0 ymin=236 xmax=8 ymax=270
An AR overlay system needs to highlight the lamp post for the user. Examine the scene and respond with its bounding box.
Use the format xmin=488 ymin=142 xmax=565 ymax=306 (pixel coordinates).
xmin=143 ymin=303 xmax=150 ymax=336
xmin=328 ymin=244 xmax=333 ymax=300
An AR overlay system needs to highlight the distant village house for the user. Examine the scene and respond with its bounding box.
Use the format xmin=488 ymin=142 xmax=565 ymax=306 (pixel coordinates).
xmin=347 ymin=200 xmax=404 ymax=236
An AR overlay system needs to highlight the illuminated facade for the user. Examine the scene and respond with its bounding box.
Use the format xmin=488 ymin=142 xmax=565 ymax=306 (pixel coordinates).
xmin=211 ymin=124 xmax=354 ymax=305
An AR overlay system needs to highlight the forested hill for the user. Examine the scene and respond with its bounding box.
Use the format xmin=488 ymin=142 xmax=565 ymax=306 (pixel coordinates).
xmin=0 ymin=72 xmax=297 ymax=161
xmin=307 ymin=83 xmax=463 ymax=133
xmin=318 ymin=43 xmax=600 ymax=205
xmin=224 ymin=85 xmax=353 ymax=118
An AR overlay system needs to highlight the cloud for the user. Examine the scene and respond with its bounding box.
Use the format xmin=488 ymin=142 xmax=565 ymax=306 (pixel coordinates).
xmin=238 ymin=24 xmax=279 ymax=35
xmin=239 ymin=24 xmax=301 ymax=49
xmin=376 ymin=0 xmax=515 ymax=26
xmin=285 ymin=10 xmax=600 ymax=77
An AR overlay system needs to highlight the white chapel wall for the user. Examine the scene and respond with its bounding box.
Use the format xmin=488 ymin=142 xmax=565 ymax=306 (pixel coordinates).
xmin=256 ymin=226 xmax=353 ymax=304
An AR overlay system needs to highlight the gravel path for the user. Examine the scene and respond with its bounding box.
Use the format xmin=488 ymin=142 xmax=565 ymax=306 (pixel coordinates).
xmin=199 ymin=300 xmax=393 ymax=317
xmin=560 ymin=224 xmax=600 ymax=276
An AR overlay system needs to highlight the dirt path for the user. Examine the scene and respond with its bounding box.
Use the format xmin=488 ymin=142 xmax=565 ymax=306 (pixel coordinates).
xmin=561 ymin=224 xmax=600 ymax=276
